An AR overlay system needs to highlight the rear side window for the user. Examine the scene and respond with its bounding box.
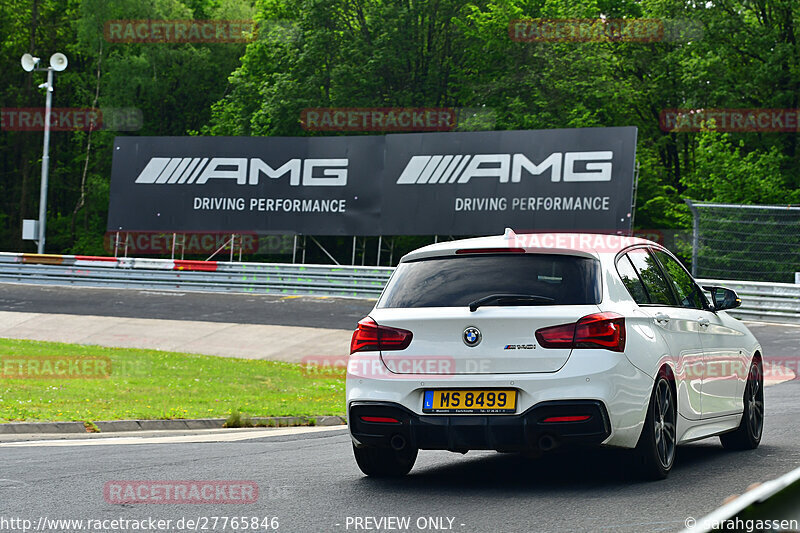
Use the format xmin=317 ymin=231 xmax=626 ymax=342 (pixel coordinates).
xmin=616 ymin=255 xmax=649 ymax=305
xmin=378 ymin=254 xmax=601 ymax=308
xmin=625 ymin=248 xmax=676 ymax=306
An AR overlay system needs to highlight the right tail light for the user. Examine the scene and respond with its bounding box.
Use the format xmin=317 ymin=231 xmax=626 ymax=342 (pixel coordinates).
xmin=535 ymin=312 xmax=625 ymax=352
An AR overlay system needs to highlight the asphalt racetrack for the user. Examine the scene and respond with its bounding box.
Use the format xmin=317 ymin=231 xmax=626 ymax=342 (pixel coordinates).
xmin=0 ymin=283 xmax=374 ymax=330
xmin=1 ymin=283 xmax=799 ymax=532
xmin=2 ymin=379 xmax=800 ymax=533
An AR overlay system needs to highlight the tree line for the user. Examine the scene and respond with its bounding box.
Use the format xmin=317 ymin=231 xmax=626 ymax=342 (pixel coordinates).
xmin=1 ymin=0 xmax=798 ymax=265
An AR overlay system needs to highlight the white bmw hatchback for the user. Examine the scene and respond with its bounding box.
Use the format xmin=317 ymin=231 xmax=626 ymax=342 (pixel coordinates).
xmin=346 ymin=231 xmax=764 ymax=479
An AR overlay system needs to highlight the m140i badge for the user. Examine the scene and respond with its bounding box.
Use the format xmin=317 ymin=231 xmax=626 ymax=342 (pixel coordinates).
xmin=463 ymin=327 xmax=482 ymax=347
xmin=504 ymin=344 xmax=537 ymax=350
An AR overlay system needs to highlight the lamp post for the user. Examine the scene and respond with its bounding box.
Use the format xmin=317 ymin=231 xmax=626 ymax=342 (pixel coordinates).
xmin=21 ymin=52 xmax=68 ymax=254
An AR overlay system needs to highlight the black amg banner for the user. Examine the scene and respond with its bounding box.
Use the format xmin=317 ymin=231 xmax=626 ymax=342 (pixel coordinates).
xmin=108 ymin=127 xmax=637 ymax=235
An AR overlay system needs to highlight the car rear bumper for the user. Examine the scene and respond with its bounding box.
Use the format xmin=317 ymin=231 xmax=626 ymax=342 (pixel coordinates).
xmin=346 ymin=350 xmax=655 ymax=448
xmin=349 ymin=400 xmax=611 ymax=452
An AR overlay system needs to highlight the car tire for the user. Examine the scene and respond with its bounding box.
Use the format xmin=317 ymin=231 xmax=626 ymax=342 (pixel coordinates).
xmin=633 ymin=371 xmax=677 ymax=480
xmin=720 ymin=358 xmax=764 ymax=451
xmin=352 ymin=443 xmax=418 ymax=477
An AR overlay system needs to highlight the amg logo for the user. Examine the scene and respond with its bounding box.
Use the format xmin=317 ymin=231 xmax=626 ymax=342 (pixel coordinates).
xmin=134 ymin=157 xmax=348 ymax=186
xmin=396 ymin=152 xmax=612 ymax=184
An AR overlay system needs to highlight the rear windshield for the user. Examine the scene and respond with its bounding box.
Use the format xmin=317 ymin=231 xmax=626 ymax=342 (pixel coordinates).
xmin=378 ymin=254 xmax=601 ymax=308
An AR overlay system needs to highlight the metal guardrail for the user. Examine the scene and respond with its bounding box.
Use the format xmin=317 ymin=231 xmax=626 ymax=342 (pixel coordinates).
xmin=697 ymin=278 xmax=800 ymax=324
xmin=0 ymin=253 xmax=797 ymax=323
xmin=0 ymin=252 xmax=393 ymax=298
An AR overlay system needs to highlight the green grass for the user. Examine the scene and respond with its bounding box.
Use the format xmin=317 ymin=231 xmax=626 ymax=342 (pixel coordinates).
xmin=0 ymin=338 xmax=345 ymax=423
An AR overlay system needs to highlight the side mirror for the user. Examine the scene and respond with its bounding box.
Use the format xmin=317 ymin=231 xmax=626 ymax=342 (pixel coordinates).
xmin=702 ymin=286 xmax=742 ymax=311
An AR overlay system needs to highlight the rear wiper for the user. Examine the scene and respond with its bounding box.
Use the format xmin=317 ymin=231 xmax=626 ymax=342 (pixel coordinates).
xmin=468 ymin=293 xmax=554 ymax=312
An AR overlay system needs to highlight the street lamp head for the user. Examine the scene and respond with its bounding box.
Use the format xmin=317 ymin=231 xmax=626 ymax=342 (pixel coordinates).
xmin=49 ymin=53 xmax=68 ymax=71
xmin=21 ymin=53 xmax=40 ymax=72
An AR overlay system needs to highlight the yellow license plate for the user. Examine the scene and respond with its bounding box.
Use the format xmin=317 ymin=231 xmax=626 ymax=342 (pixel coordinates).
xmin=422 ymin=389 xmax=517 ymax=414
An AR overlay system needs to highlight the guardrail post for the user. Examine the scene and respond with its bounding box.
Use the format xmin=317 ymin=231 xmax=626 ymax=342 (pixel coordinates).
xmin=114 ymin=231 xmax=120 ymax=258
xmin=377 ymin=236 xmax=382 ymax=266
xmin=352 ymin=236 xmax=357 ymax=265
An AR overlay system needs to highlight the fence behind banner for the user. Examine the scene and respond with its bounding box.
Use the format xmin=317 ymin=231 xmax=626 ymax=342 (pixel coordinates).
xmin=685 ymin=201 xmax=800 ymax=284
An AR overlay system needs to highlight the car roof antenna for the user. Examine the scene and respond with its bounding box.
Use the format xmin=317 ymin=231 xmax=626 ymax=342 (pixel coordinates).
xmin=503 ymin=227 xmax=517 ymax=239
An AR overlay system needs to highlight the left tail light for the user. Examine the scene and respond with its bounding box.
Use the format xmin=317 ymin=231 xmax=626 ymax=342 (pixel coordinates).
xmin=350 ymin=317 xmax=413 ymax=354
xmin=535 ymin=312 xmax=626 ymax=352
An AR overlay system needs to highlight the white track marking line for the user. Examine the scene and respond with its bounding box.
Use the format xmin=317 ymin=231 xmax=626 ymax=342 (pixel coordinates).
xmin=0 ymin=425 xmax=347 ymax=447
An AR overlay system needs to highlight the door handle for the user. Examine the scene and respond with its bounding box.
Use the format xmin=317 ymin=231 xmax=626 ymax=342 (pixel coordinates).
xmin=654 ymin=313 xmax=670 ymax=324
xmin=698 ymin=317 xmax=710 ymax=328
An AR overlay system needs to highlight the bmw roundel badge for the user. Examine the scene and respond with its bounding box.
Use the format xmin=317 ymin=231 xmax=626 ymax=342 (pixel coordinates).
xmin=463 ymin=326 xmax=482 ymax=347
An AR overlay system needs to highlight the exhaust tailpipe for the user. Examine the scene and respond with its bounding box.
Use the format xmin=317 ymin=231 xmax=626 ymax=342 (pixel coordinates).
xmin=390 ymin=434 xmax=407 ymax=451
xmin=538 ymin=435 xmax=556 ymax=452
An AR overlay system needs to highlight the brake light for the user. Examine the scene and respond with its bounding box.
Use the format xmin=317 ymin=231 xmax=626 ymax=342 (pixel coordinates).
xmin=535 ymin=312 xmax=625 ymax=352
xmin=350 ymin=317 xmax=413 ymax=354
xmin=455 ymin=248 xmax=525 ymax=254
xmin=360 ymin=416 xmax=400 ymax=423
xmin=542 ymin=415 xmax=591 ymax=423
